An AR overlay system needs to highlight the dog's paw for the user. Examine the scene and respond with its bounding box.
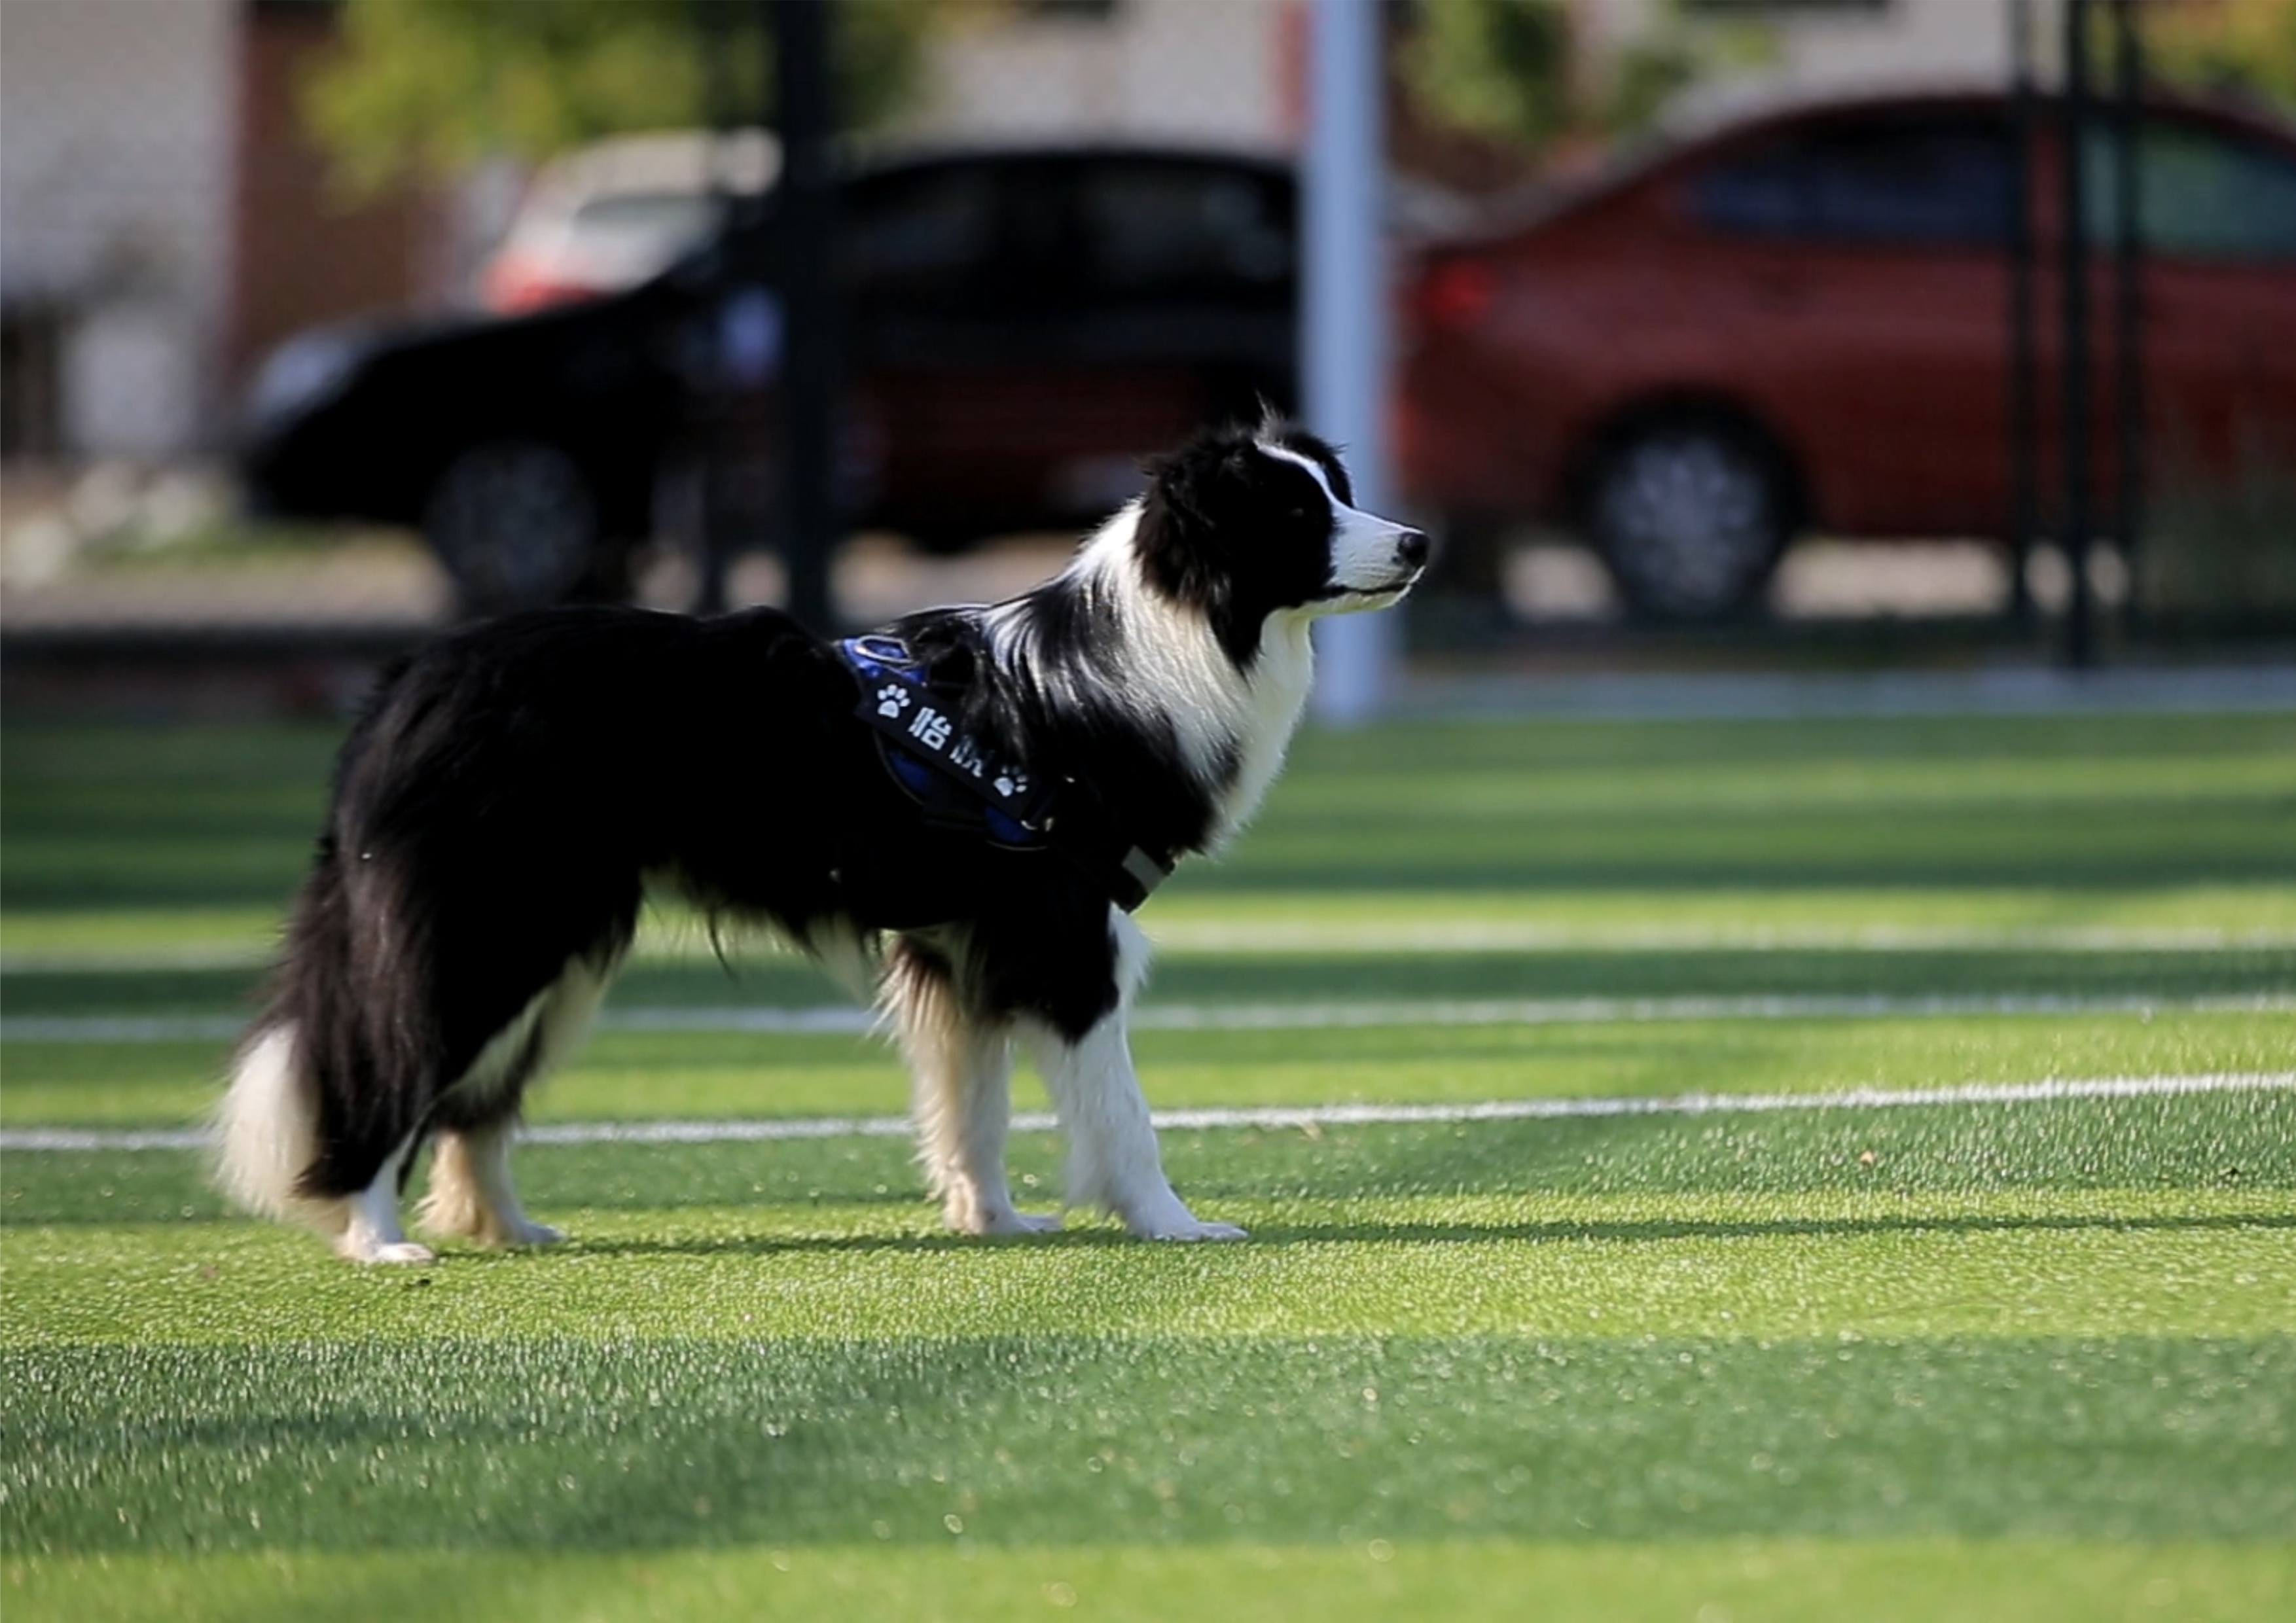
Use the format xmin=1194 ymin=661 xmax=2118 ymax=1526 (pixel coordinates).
xmin=499 ymin=1218 xmax=566 ymax=1248
xmin=986 ymin=1210 xmax=1064 ymax=1237
xmin=1148 ymin=1219 xmax=1249 ymax=1243
xmin=341 ymin=1238 xmax=437 ymax=1266
xmin=952 ymin=1205 xmax=1064 ymax=1238
xmin=1113 ymin=1188 xmax=1247 ymax=1242
xmin=1127 ymin=1212 xmax=1249 ymax=1243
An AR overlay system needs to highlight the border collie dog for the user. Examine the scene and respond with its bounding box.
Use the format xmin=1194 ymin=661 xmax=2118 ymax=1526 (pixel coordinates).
xmin=215 ymin=419 xmax=1425 ymax=1262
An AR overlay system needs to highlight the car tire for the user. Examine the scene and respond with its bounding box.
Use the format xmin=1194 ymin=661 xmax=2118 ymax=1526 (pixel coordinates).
xmin=423 ymin=439 xmax=602 ymax=615
xmin=1588 ymin=420 xmax=1789 ymax=621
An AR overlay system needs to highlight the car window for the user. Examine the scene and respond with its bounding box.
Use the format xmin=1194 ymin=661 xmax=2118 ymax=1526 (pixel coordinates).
xmin=844 ymin=166 xmax=1000 ymax=295
xmin=1692 ymin=116 xmax=2015 ymax=245
xmin=569 ymin=193 xmax=721 ymax=240
xmin=2083 ymin=120 xmax=2296 ymax=262
xmin=1075 ymin=164 xmax=1292 ymax=295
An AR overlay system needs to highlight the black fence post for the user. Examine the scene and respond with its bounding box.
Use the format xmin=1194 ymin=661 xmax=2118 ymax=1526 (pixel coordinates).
xmin=2111 ymin=0 xmax=2145 ymax=633
xmin=770 ymin=0 xmax=839 ymax=637
xmin=2005 ymin=0 xmax=2039 ymax=630
xmin=691 ymin=0 xmax=740 ymax=615
xmin=2061 ymin=0 xmax=2097 ymax=669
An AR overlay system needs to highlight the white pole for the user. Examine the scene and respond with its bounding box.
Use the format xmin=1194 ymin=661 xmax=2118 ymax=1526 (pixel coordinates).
xmin=1303 ymin=0 xmax=1395 ymax=726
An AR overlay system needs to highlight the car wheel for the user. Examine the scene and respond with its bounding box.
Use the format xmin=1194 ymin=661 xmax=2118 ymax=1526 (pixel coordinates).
xmin=423 ymin=439 xmax=601 ymax=615
xmin=1589 ymin=421 xmax=1788 ymax=621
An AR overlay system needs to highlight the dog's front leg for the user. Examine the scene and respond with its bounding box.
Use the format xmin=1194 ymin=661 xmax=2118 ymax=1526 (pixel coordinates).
xmin=1020 ymin=1011 xmax=1246 ymax=1242
xmin=921 ymin=1020 xmax=1064 ymax=1238
xmin=891 ymin=944 xmax=1060 ymax=1237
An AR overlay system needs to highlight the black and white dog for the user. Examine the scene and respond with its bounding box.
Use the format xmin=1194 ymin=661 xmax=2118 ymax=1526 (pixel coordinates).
xmin=215 ymin=419 xmax=1425 ymax=1262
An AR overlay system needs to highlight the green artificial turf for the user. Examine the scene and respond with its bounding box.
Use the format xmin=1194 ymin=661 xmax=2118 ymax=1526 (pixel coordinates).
xmin=9 ymin=944 xmax=2296 ymax=1016
xmin=9 ymin=1180 xmax=2295 ymax=1345
xmin=4 ymin=710 xmax=2294 ymax=1620
xmin=10 ymin=1327 xmax=2293 ymax=1554
xmin=9 ymin=1084 xmax=2294 ymax=1226
xmin=7 ymin=882 xmax=2296 ymax=974
xmin=7 ymin=1008 xmax=2292 ymax=1130
xmin=9 ymin=713 xmax=2296 ymax=914
xmin=10 ymin=1542 xmax=2288 ymax=1623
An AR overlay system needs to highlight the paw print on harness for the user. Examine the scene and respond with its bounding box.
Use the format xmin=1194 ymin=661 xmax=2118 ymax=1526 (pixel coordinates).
xmin=875 ymin=684 xmax=914 ymax=719
xmin=993 ymin=768 xmax=1030 ymax=800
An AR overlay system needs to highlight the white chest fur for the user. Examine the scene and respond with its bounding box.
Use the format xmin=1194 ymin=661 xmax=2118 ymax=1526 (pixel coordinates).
xmin=1095 ymin=537 xmax=1315 ymax=853
xmin=1206 ymin=611 xmax=1314 ymax=851
xmin=992 ymin=504 xmax=1322 ymax=857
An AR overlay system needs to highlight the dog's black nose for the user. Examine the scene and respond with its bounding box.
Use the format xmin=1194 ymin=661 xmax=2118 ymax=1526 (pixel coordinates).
xmin=1397 ymin=529 xmax=1430 ymax=568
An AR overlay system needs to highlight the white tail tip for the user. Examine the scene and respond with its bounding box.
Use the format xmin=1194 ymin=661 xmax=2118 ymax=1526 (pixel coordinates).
xmin=212 ymin=1022 xmax=339 ymax=1233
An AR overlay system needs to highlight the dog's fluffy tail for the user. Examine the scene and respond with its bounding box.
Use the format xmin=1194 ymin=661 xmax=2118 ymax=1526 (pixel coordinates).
xmin=212 ymin=1020 xmax=340 ymax=1234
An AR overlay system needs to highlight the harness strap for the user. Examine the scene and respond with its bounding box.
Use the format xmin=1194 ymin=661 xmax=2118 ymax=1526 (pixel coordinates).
xmin=834 ymin=633 xmax=1175 ymax=910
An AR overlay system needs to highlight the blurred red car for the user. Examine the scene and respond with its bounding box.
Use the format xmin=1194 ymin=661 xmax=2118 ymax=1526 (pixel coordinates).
xmin=1398 ymin=91 xmax=2296 ymax=618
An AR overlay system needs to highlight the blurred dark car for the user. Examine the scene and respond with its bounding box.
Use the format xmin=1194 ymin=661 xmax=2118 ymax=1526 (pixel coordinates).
xmin=477 ymin=130 xmax=778 ymax=316
xmin=243 ymin=145 xmax=1297 ymax=612
xmin=1399 ymin=92 xmax=2296 ymax=618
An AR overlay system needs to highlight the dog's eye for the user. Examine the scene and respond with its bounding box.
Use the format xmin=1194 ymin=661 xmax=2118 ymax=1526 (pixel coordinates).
xmin=1288 ymin=505 xmax=1308 ymax=522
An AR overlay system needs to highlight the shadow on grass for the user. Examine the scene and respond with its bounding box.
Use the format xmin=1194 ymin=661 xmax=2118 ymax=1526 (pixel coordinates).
xmin=552 ymin=1205 xmax=2296 ymax=1262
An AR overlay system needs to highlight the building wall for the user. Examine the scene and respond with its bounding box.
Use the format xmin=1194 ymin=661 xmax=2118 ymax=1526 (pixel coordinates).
xmin=0 ymin=0 xmax=237 ymax=457
xmin=896 ymin=0 xmax=2071 ymax=173
xmin=898 ymin=0 xmax=1289 ymax=151
xmin=1765 ymin=0 xmax=2024 ymax=90
xmin=227 ymin=2 xmax=447 ymax=389
xmin=1580 ymin=0 xmax=2064 ymax=115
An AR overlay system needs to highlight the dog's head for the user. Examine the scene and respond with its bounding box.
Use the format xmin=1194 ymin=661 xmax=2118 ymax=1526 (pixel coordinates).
xmin=1132 ymin=418 xmax=1427 ymax=656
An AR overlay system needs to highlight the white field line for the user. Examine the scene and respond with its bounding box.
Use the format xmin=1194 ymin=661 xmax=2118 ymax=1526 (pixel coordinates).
xmin=6 ymin=1070 xmax=2291 ymax=1154
xmin=1143 ymin=923 xmax=2296 ymax=954
xmin=8 ymin=991 xmax=2296 ymax=1047
xmin=9 ymin=923 xmax=2296 ymax=974
xmin=0 ymin=945 xmax=281 ymax=974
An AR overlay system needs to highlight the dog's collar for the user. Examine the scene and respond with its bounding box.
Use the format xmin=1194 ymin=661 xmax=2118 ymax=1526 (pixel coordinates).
xmin=834 ymin=633 xmax=1175 ymax=911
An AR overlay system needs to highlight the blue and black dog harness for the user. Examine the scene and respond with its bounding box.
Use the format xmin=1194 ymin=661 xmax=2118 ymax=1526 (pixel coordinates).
xmin=834 ymin=633 xmax=1175 ymax=912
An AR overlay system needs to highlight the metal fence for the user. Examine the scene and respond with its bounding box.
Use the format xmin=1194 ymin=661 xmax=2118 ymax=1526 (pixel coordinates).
xmin=3 ymin=0 xmax=2291 ymax=717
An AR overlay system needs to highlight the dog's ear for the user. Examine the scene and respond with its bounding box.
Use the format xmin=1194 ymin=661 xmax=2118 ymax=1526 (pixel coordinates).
xmin=1136 ymin=430 xmax=1259 ymax=609
xmin=1143 ymin=431 xmax=1255 ymax=529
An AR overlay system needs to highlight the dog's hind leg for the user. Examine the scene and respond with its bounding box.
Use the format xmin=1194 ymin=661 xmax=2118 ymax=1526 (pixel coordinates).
xmin=887 ymin=938 xmax=1058 ymax=1237
xmin=1016 ymin=911 xmax=1245 ymax=1243
xmin=336 ymin=1133 xmax=434 ymax=1264
xmin=417 ymin=953 xmax=613 ymax=1247
xmin=420 ymin=1121 xmax=562 ymax=1248
xmin=216 ymin=1019 xmax=432 ymax=1260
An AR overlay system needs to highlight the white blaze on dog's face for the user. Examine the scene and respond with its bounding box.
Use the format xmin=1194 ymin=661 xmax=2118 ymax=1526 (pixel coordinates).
xmin=1251 ymin=440 xmax=1429 ymax=607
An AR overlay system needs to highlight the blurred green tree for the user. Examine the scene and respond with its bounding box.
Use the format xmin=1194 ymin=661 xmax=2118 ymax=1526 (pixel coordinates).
xmin=304 ymin=0 xmax=938 ymax=194
xmin=1400 ymin=0 xmax=1772 ymax=160
xmin=2149 ymin=0 xmax=2296 ymax=112
xmin=1401 ymin=0 xmax=1575 ymax=152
